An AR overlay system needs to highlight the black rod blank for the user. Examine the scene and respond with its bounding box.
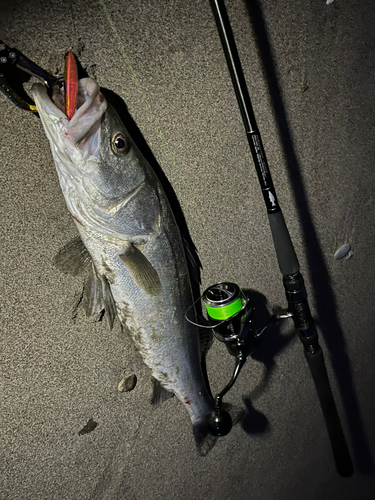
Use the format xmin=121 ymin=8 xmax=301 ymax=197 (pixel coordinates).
xmin=210 ymin=0 xmax=299 ymax=275
xmin=209 ymin=0 xmax=353 ymax=477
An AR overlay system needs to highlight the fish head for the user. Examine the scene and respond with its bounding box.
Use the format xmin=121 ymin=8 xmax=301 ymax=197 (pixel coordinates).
xmin=33 ymin=78 xmax=105 ymax=167
xmin=32 ymin=79 xmax=160 ymax=239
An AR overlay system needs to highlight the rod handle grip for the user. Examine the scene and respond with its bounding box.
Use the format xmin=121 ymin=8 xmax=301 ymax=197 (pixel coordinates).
xmin=268 ymin=211 xmax=299 ymax=275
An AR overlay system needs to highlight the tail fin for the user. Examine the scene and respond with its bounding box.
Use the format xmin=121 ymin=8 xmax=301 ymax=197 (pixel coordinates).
xmin=193 ymin=403 xmax=245 ymax=456
xmin=192 ymin=423 xmax=218 ymax=457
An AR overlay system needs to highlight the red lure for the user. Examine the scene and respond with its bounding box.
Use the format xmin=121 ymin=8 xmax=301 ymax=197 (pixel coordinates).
xmin=64 ymin=51 xmax=78 ymax=120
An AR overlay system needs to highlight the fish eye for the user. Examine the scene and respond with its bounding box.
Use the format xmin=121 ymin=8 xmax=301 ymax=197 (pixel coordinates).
xmin=111 ymin=132 xmax=129 ymax=155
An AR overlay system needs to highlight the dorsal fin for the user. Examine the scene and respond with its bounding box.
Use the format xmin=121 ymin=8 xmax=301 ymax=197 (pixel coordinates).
xmin=181 ymin=234 xmax=202 ymax=285
xmin=197 ymin=315 xmax=214 ymax=357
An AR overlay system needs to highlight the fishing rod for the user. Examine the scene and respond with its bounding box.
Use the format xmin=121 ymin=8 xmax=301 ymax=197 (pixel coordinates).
xmin=199 ymin=0 xmax=354 ymax=477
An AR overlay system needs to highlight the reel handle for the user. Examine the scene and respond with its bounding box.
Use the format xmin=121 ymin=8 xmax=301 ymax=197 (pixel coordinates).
xmin=205 ymin=344 xmax=246 ymax=437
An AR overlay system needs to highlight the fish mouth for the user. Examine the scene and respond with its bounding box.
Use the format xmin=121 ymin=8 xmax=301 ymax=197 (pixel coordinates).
xmin=32 ymin=78 xmax=107 ymax=158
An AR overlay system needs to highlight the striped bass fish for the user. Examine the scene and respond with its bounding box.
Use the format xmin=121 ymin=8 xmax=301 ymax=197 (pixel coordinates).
xmin=32 ymin=76 xmax=215 ymax=453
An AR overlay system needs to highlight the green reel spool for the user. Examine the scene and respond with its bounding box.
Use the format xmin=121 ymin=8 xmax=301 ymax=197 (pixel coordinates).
xmin=202 ymin=282 xmax=243 ymax=321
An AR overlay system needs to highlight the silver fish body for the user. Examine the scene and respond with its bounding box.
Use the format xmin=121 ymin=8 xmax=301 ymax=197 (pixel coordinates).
xmin=32 ymin=79 xmax=214 ymax=435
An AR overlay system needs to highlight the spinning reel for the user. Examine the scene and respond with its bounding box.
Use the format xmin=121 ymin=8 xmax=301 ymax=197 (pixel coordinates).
xmin=198 ymin=282 xmax=291 ymax=437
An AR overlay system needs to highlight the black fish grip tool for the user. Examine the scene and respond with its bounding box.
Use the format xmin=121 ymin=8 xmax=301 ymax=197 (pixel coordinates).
xmin=0 ymin=40 xmax=51 ymax=112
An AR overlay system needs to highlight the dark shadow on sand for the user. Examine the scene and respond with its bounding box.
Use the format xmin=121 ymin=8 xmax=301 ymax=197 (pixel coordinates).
xmin=241 ymin=0 xmax=373 ymax=473
xmin=236 ymin=289 xmax=294 ymax=436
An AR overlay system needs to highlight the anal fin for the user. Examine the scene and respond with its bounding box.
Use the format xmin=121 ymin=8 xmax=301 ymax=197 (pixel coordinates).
xmin=151 ymin=377 xmax=174 ymax=406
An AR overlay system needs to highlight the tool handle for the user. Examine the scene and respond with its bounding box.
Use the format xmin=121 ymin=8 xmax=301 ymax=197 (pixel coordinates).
xmin=303 ymin=345 xmax=354 ymax=477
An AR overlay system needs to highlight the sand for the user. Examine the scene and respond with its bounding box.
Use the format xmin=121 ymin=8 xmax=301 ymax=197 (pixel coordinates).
xmin=1 ymin=0 xmax=374 ymax=498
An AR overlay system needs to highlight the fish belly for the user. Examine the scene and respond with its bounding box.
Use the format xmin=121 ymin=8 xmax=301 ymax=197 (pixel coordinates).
xmin=77 ymin=224 xmax=213 ymax=425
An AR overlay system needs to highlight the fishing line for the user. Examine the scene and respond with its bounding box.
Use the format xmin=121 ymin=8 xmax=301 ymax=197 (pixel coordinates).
xmin=185 ymin=285 xmax=249 ymax=328
xmin=97 ymin=0 xmax=240 ymax=285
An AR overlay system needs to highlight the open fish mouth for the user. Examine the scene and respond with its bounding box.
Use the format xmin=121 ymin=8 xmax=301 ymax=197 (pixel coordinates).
xmin=52 ymin=82 xmax=82 ymax=117
xmin=32 ymin=78 xmax=107 ymax=158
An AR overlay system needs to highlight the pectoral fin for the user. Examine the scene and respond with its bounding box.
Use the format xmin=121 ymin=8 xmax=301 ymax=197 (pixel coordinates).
xmin=119 ymin=245 xmax=162 ymax=296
